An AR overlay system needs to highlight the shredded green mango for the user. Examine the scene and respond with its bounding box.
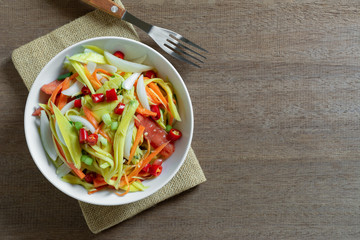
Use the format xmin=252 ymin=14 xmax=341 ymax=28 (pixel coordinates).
xmin=83 ymin=144 xmax=114 ymax=168
xmin=52 ymin=103 xmax=82 ymax=169
xmin=112 ymin=100 xmax=139 ymax=187
xmin=69 ymin=60 xmax=95 ymax=94
xmin=38 ymin=103 xmax=50 ymax=112
xmin=119 ymin=181 xmax=148 ymax=192
xmin=144 ymin=78 xmax=181 ymax=121
xmin=46 ymin=112 xmax=74 ymax=169
xmin=122 ymin=87 xmax=135 ymax=104
xmin=82 ymin=45 xmax=105 ymax=55
xmin=131 ymin=181 xmax=148 ymax=191
xmin=53 ymin=157 xmax=64 ymax=168
xmin=96 ymin=73 xmax=124 ymax=94
xmin=70 ymin=52 xmax=106 ymax=64
xmin=62 ymin=174 xmax=94 ymax=191
xmin=122 ymin=72 xmax=133 ymax=80
xmin=90 ymin=98 xmax=121 ymax=122
xmin=156 ymin=108 xmax=166 ymax=129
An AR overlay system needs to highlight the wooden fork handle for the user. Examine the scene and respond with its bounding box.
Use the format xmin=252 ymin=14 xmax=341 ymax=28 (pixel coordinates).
xmin=81 ymin=0 xmax=126 ymax=19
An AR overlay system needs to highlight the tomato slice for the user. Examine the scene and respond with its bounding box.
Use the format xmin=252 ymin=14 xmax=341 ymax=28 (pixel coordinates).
xmin=135 ymin=114 xmax=175 ymax=159
xmin=41 ymin=79 xmax=62 ymax=95
xmin=32 ymin=107 xmax=42 ymax=116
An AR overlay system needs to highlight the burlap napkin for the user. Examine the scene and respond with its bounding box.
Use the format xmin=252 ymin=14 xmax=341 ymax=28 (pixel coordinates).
xmin=12 ymin=0 xmax=206 ymax=234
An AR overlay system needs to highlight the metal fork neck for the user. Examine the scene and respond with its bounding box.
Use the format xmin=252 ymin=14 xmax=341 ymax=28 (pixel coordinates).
xmin=122 ymin=11 xmax=153 ymax=33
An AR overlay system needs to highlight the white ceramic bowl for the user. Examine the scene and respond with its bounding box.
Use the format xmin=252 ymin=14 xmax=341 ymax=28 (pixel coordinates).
xmin=24 ymin=37 xmax=193 ymax=205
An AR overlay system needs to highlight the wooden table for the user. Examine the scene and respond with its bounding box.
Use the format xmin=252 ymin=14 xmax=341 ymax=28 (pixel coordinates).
xmin=2 ymin=0 xmax=360 ymax=239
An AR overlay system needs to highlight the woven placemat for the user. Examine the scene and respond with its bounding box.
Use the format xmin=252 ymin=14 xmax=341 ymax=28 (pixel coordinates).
xmin=12 ymin=0 xmax=206 ymax=234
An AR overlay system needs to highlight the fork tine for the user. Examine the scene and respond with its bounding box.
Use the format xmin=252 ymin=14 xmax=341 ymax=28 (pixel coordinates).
xmin=166 ymin=40 xmax=204 ymax=63
xmin=167 ymin=39 xmax=207 ymax=59
xmin=164 ymin=44 xmax=201 ymax=68
xmin=170 ymin=34 xmax=208 ymax=53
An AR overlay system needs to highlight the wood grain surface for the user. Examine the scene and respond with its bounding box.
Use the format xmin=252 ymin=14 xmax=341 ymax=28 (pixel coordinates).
xmin=2 ymin=0 xmax=360 ymax=239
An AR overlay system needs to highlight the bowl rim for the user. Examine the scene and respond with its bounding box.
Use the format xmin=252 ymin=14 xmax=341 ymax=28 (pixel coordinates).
xmin=24 ymin=36 xmax=194 ymax=205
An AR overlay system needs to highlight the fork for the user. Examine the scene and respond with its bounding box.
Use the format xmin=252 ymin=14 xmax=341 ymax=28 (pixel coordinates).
xmin=81 ymin=0 xmax=207 ymax=67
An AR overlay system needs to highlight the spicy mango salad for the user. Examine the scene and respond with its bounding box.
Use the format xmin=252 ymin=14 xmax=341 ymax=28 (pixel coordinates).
xmin=32 ymin=45 xmax=182 ymax=196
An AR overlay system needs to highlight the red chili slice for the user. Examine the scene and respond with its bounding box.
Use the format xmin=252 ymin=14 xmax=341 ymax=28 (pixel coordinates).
xmin=79 ymin=128 xmax=88 ymax=144
xmin=87 ymin=134 xmax=98 ymax=146
xmin=149 ymin=165 xmax=163 ymax=176
xmin=150 ymin=105 xmax=161 ymax=121
xmin=168 ymin=128 xmax=182 ymax=142
xmin=152 ymin=159 xmax=163 ymax=166
xmin=106 ymin=88 xmax=118 ymax=102
xmin=84 ymin=172 xmax=96 ymax=184
xmin=114 ymin=103 xmax=126 ymax=115
xmin=81 ymin=86 xmax=91 ymax=95
xmin=91 ymin=93 xmax=105 ymax=103
xmin=114 ymin=51 xmax=125 ymax=59
xmin=141 ymin=164 xmax=151 ymax=173
xmin=144 ymin=70 xmax=157 ymax=79
xmin=74 ymin=99 xmax=82 ymax=108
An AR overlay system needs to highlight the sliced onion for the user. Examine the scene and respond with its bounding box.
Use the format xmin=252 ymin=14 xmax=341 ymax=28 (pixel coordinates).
xmin=55 ymin=121 xmax=66 ymax=146
xmin=96 ymin=73 xmax=107 ymax=84
xmin=130 ymin=55 xmax=147 ymax=64
xmin=61 ymin=100 xmax=75 ymax=114
xmin=40 ymin=111 xmax=57 ymax=161
xmin=97 ymin=64 xmax=117 ymax=74
xmin=62 ymin=80 xmax=84 ymax=96
xmin=104 ymin=51 xmax=152 ymax=73
xmin=56 ymin=163 xmax=72 ymax=177
xmin=122 ymin=72 xmax=140 ymax=90
xmin=136 ymin=74 xmax=150 ymax=110
xmin=68 ymin=115 xmax=96 ymax=133
xmin=100 ymin=77 xmax=107 ymax=84
xmin=124 ymin=118 xmax=134 ymax=159
xmin=87 ymin=61 xmax=97 ymax=74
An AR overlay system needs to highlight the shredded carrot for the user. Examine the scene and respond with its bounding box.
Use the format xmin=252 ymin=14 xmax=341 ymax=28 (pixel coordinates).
xmin=84 ymin=65 xmax=102 ymax=90
xmin=48 ymin=81 xmax=64 ymax=113
xmin=55 ymin=95 xmax=60 ymax=107
xmin=148 ymin=82 xmax=168 ymax=109
xmin=88 ymin=185 xmax=107 ymax=195
xmin=94 ymin=68 xmax=113 ymax=76
xmin=57 ymin=77 xmax=71 ymax=110
xmin=128 ymin=141 xmax=169 ymax=180
xmin=134 ymin=92 xmax=157 ymax=117
xmin=53 ymin=136 xmax=85 ymax=179
xmin=145 ymin=86 xmax=161 ymax=105
xmin=94 ymin=122 xmax=104 ymax=134
xmin=127 ymin=125 xmax=145 ymax=164
xmin=82 ymin=105 xmax=99 ymax=128
xmin=136 ymin=105 xmax=157 ymax=117
xmin=92 ymin=69 xmax=112 ymax=84
xmin=50 ymin=82 xmax=63 ymax=105
xmin=169 ymin=114 xmax=174 ymax=126
xmin=94 ymin=122 xmax=112 ymax=143
xmin=69 ymin=72 xmax=79 ymax=80
xmin=115 ymin=173 xmax=130 ymax=197
xmin=128 ymin=139 xmax=151 ymax=184
xmin=144 ymin=138 xmax=151 ymax=160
